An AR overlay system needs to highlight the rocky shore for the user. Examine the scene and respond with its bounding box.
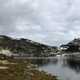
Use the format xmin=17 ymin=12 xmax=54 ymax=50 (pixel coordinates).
xmin=0 ymin=59 xmax=58 ymax=80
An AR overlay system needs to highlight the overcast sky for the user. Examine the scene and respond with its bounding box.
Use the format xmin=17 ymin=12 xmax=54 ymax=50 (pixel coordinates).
xmin=0 ymin=0 xmax=80 ymax=46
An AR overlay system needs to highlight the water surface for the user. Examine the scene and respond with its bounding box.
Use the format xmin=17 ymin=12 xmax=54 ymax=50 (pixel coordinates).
xmin=32 ymin=55 xmax=80 ymax=80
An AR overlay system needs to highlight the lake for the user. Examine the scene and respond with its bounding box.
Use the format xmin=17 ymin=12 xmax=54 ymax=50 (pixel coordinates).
xmin=31 ymin=55 xmax=80 ymax=80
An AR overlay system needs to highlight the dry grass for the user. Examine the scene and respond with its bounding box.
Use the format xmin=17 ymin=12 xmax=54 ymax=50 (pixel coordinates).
xmin=0 ymin=59 xmax=58 ymax=80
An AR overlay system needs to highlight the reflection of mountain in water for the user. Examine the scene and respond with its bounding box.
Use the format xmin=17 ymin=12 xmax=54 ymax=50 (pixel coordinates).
xmin=66 ymin=59 xmax=80 ymax=73
xmin=30 ymin=58 xmax=58 ymax=66
xmin=30 ymin=59 xmax=50 ymax=66
xmin=36 ymin=56 xmax=80 ymax=80
xmin=32 ymin=55 xmax=80 ymax=73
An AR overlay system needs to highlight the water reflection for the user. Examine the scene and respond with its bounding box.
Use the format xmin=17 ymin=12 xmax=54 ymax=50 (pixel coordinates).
xmin=66 ymin=60 xmax=80 ymax=73
xmin=30 ymin=58 xmax=58 ymax=66
xmin=30 ymin=56 xmax=80 ymax=80
xmin=30 ymin=56 xmax=80 ymax=73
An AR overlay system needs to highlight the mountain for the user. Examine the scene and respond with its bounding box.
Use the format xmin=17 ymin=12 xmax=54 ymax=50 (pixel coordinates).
xmin=0 ymin=35 xmax=57 ymax=56
xmin=60 ymin=38 xmax=80 ymax=52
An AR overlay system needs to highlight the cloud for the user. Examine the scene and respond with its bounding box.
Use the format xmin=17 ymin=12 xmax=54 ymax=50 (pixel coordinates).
xmin=0 ymin=0 xmax=80 ymax=46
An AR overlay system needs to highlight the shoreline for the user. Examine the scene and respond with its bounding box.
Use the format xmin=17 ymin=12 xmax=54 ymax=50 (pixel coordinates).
xmin=0 ymin=59 xmax=58 ymax=80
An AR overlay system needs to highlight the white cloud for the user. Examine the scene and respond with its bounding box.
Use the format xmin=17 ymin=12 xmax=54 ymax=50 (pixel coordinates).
xmin=0 ymin=0 xmax=80 ymax=46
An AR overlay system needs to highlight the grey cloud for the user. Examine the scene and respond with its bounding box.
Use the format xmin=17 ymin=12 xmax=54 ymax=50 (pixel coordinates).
xmin=0 ymin=0 xmax=80 ymax=46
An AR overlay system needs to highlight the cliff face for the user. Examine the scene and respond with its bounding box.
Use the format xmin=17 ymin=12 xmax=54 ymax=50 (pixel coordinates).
xmin=0 ymin=35 xmax=57 ymax=56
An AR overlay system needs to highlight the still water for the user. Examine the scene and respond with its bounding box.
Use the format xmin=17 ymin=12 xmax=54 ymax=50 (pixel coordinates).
xmin=31 ymin=55 xmax=80 ymax=80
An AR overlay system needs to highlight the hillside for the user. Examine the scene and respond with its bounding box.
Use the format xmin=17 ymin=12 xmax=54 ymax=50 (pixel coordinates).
xmin=0 ymin=35 xmax=57 ymax=57
xmin=60 ymin=38 xmax=80 ymax=52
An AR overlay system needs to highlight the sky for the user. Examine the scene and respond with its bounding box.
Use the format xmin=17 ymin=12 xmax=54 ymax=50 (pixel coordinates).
xmin=0 ymin=0 xmax=80 ymax=46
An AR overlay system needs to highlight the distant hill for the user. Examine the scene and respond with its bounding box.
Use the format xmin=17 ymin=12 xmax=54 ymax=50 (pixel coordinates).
xmin=0 ymin=35 xmax=57 ymax=56
xmin=60 ymin=38 xmax=80 ymax=52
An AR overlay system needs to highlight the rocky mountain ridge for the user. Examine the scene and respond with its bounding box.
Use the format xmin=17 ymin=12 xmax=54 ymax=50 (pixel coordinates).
xmin=0 ymin=35 xmax=57 ymax=56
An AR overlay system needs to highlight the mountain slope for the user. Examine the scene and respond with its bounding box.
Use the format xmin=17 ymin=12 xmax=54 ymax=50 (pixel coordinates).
xmin=0 ymin=35 xmax=57 ymax=56
xmin=60 ymin=38 xmax=80 ymax=52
